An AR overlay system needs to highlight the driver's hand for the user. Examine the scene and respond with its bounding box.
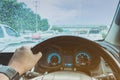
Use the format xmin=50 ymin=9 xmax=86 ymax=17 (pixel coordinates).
xmin=8 ymin=46 xmax=42 ymax=75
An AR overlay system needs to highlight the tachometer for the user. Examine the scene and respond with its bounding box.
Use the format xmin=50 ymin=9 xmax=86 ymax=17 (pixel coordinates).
xmin=47 ymin=52 xmax=61 ymax=66
xmin=76 ymin=51 xmax=91 ymax=66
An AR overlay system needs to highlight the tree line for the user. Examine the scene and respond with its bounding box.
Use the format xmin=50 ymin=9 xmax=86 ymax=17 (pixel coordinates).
xmin=0 ymin=0 xmax=50 ymax=32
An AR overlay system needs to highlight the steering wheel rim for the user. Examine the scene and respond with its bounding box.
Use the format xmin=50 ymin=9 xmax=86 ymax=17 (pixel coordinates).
xmin=31 ymin=35 xmax=120 ymax=80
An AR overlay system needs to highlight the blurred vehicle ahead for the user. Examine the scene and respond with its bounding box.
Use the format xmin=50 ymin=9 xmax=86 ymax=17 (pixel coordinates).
xmin=0 ymin=24 xmax=24 ymax=44
xmin=79 ymin=29 xmax=103 ymax=40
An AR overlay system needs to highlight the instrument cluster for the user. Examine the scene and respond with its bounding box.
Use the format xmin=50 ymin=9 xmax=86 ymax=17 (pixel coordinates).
xmin=44 ymin=50 xmax=99 ymax=71
xmin=37 ymin=45 xmax=100 ymax=73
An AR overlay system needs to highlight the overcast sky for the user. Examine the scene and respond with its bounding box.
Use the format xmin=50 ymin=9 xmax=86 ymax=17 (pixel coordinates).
xmin=17 ymin=0 xmax=119 ymax=25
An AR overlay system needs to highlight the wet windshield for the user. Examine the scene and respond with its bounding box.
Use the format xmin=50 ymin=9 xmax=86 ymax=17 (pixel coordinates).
xmin=0 ymin=0 xmax=119 ymax=52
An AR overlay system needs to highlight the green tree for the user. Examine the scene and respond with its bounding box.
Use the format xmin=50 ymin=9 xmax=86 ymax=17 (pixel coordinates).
xmin=0 ymin=0 xmax=50 ymax=32
xmin=39 ymin=19 xmax=50 ymax=31
xmin=51 ymin=25 xmax=63 ymax=32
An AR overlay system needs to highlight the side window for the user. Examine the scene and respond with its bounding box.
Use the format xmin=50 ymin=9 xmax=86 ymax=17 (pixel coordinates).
xmin=5 ymin=27 xmax=18 ymax=37
xmin=0 ymin=27 xmax=4 ymax=38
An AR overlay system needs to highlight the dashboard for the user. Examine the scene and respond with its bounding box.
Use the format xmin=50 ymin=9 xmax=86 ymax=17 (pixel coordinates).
xmin=0 ymin=36 xmax=119 ymax=80
xmin=34 ymin=37 xmax=101 ymax=75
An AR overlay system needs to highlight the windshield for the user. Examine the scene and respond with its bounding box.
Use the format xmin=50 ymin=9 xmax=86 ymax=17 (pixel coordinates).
xmin=0 ymin=0 xmax=119 ymax=52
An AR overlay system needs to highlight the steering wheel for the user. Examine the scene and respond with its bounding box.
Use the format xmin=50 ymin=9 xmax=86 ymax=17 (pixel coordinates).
xmin=31 ymin=36 xmax=120 ymax=80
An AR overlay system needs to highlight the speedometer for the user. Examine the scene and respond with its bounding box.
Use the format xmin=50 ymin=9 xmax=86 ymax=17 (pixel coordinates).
xmin=47 ymin=52 xmax=61 ymax=66
xmin=76 ymin=51 xmax=91 ymax=66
